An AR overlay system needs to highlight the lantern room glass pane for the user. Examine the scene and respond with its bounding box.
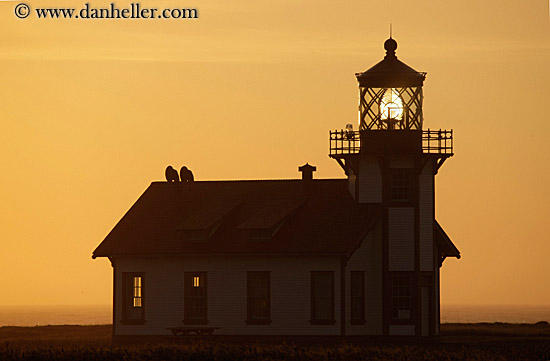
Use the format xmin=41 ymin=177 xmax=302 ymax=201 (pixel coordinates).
xmin=380 ymin=88 xmax=403 ymax=121
xmin=359 ymin=86 xmax=423 ymax=130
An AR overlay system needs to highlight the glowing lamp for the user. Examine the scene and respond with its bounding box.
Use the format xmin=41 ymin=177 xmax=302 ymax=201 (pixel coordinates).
xmin=380 ymin=88 xmax=403 ymax=121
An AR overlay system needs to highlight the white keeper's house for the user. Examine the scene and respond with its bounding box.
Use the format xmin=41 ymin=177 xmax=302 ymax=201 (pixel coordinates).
xmin=92 ymin=38 xmax=460 ymax=341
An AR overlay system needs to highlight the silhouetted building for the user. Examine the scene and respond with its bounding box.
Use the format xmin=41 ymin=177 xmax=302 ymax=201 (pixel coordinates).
xmin=328 ymin=37 xmax=459 ymax=337
xmin=93 ymin=38 xmax=459 ymax=341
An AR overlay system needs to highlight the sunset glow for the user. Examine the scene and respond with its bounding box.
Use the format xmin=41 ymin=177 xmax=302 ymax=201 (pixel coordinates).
xmin=0 ymin=0 xmax=549 ymax=310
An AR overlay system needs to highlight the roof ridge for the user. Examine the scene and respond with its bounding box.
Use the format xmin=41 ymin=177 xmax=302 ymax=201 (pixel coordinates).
xmin=151 ymin=178 xmax=347 ymax=184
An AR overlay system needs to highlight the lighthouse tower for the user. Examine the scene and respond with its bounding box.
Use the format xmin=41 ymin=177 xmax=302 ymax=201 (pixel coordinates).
xmin=330 ymin=38 xmax=457 ymax=337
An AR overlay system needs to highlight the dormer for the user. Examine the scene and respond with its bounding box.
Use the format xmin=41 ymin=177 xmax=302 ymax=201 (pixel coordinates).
xmin=238 ymin=200 xmax=304 ymax=241
xmin=176 ymin=199 xmax=242 ymax=241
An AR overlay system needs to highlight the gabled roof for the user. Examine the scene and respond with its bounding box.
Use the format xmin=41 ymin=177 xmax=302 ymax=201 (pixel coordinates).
xmin=92 ymin=179 xmax=382 ymax=258
xmin=177 ymin=199 xmax=242 ymax=230
xmin=238 ymin=199 xmax=304 ymax=230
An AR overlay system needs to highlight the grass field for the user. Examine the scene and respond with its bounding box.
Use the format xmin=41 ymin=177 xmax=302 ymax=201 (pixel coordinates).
xmin=0 ymin=323 xmax=549 ymax=360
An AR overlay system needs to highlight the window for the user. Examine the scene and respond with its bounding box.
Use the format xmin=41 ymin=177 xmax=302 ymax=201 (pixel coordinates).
xmin=247 ymin=272 xmax=271 ymax=324
xmin=133 ymin=276 xmax=142 ymax=307
xmin=310 ymin=272 xmax=335 ymax=324
xmin=183 ymin=229 xmax=209 ymax=242
xmin=392 ymin=275 xmax=411 ymax=319
xmin=391 ymin=173 xmax=410 ymax=201
xmin=249 ymin=229 xmax=272 ymax=241
xmin=350 ymin=271 xmax=365 ymax=324
xmin=184 ymin=272 xmax=207 ymax=324
xmin=122 ymin=273 xmax=145 ymax=324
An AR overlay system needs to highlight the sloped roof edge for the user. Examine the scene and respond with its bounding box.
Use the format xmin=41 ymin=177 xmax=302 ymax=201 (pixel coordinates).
xmin=435 ymin=220 xmax=461 ymax=259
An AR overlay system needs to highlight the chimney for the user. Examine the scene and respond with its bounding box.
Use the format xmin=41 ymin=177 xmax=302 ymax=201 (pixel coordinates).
xmin=298 ymin=163 xmax=316 ymax=182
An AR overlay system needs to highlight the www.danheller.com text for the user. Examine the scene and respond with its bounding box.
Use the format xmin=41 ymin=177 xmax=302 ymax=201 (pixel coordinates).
xmin=15 ymin=2 xmax=199 ymax=20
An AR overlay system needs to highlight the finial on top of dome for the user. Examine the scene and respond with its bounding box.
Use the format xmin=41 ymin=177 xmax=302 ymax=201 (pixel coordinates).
xmin=384 ymin=37 xmax=397 ymax=56
xmin=384 ymin=24 xmax=397 ymax=56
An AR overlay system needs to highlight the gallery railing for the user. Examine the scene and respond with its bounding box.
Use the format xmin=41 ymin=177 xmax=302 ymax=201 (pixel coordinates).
xmin=329 ymin=129 xmax=453 ymax=156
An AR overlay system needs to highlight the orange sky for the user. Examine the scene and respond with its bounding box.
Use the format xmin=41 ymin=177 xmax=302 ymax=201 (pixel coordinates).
xmin=1 ymin=0 xmax=549 ymax=306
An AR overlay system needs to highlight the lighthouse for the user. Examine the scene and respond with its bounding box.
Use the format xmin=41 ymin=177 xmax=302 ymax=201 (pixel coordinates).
xmin=329 ymin=37 xmax=458 ymax=337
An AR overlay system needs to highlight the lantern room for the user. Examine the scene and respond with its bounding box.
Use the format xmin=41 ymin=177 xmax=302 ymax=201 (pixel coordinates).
xmin=355 ymin=38 xmax=426 ymax=131
xmin=329 ymin=37 xmax=453 ymax=176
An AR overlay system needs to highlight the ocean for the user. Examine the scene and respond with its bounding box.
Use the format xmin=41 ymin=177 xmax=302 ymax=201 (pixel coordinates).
xmin=0 ymin=305 xmax=111 ymax=327
xmin=0 ymin=304 xmax=548 ymax=327
xmin=442 ymin=304 xmax=550 ymax=324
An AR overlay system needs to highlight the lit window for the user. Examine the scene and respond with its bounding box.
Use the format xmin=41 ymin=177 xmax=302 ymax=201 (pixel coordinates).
xmin=185 ymin=272 xmax=207 ymax=324
xmin=122 ymin=272 xmax=145 ymax=324
xmin=133 ymin=276 xmax=142 ymax=307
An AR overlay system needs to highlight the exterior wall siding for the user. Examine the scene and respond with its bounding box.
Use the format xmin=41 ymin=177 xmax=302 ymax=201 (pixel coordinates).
xmin=358 ymin=156 xmax=382 ymax=203
xmin=389 ymin=325 xmax=415 ymax=336
xmin=388 ymin=207 xmax=415 ymax=271
xmin=419 ymin=161 xmax=434 ymax=271
xmin=435 ymin=267 xmax=440 ymax=335
xmin=114 ymin=255 xmax=341 ymax=336
xmin=348 ymin=173 xmax=356 ymax=200
xmin=345 ymin=219 xmax=383 ymax=335
xmin=389 ymin=155 xmax=414 ymax=169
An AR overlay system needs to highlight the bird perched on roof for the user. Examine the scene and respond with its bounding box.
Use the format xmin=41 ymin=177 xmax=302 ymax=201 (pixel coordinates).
xmin=180 ymin=166 xmax=194 ymax=183
xmin=165 ymin=166 xmax=180 ymax=182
